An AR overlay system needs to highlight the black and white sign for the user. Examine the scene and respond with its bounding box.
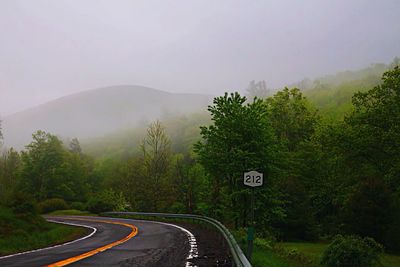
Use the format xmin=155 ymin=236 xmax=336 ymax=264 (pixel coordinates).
xmin=244 ymin=171 xmax=263 ymax=187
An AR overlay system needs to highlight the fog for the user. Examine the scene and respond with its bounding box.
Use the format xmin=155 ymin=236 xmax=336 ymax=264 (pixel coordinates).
xmin=1 ymin=0 xmax=400 ymax=116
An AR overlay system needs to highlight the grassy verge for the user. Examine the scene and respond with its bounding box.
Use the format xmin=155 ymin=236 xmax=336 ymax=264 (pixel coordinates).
xmin=233 ymin=230 xmax=296 ymax=267
xmin=0 ymin=207 xmax=89 ymax=256
xmin=234 ymin=231 xmax=400 ymax=267
xmin=251 ymin=247 xmax=295 ymax=267
xmin=280 ymin=242 xmax=400 ymax=267
xmin=46 ymin=209 xmax=96 ymax=216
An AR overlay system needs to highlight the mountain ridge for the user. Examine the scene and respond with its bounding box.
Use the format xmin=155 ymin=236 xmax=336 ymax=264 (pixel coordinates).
xmin=3 ymin=85 xmax=212 ymax=149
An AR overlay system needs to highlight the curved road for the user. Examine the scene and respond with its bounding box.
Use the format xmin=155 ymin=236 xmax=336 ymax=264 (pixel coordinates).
xmin=0 ymin=216 xmax=191 ymax=267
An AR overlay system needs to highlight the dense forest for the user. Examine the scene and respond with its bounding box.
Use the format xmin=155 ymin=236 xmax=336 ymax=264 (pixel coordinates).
xmin=0 ymin=63 xmax=399 ymax=265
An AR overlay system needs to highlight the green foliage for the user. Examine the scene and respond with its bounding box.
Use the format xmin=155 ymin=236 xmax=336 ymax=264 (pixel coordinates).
xmin=0 ymin=119 xmax=3 ymax=146
xmin=1 ymin=62 xmax=399 ymax=265
xmin=321 ymin=235 xmax=383 ymax=267
xmin=19 ymin=131 xmax=92 ymax=202
xmin=70 ymin=202 xmax=85 ymax=211
xmin=0 ymin=148 xmax=20 ymax=205
xmin=86 ymin=189 xmax=128 ymax=214
xmin=266 ymin=87 xmax=319 ymax=151
xmin=86 ymin=197 xmax=114 ymax=214
xmin=8 ymin=193 xmax=38 ymax=216
xmin=69 ymin=138 xmax=82 ymax=154
xmin=281 ymin=242 xmax=400 ymax=267
xmin=345 ymin=66 xmax=400 ymax=188
xmin=37 ymin=198 xmax=69 ymax=214
xmin=342 ymin=177 xmax=391 ymax=243
xmin=194 ymin=92 xmax=276 ymax=224
xmin=275 ymin=177 xmax=316 ymax=240
xmin=0 ymin=205 xmax=87 ymax=256
xmin=46 ymin=210 xmax=93 ymax=216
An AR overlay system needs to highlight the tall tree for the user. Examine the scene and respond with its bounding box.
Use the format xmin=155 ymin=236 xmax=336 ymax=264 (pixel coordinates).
xmin=246 ymin=80 xmax=270 ymax=99
xmin=0 ymin=119 xmax=3 ymax=148
xmin=0 ymin=148 xmax=20 ymax=205
xmin=345 ymin=66 xmax=400 ymax=188
xmin=69 ymin=138 xmax=82 ymax=154
xmin=266 ymin=87 xmax=319 ymax=152
xmin=19 ymin=130 xmax=91 ymax=201
xmin=195 ymin=92 xmax=275 ymax=224
xmin=20 ymin=131 xmax=65 ymax=200
xmin=138 ymin=121 xmax=174 ymax=211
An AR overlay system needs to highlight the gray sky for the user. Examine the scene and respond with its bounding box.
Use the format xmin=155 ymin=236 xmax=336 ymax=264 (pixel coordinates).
xmin=1 ymin=0 xmax=399 ymax=116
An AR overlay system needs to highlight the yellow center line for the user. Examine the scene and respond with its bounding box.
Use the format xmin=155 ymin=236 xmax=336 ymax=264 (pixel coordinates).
xmin=45 ymin=218 xmax=138 ymax=267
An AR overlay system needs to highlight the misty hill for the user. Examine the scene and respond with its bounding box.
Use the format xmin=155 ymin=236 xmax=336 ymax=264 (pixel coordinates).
xmin=289 ymin=59 xmax=399 ymax=91
xmin=3 ymin=86 xmax=212 ymax=149
xmin=297 ymin=58 xmax=399 ymax=119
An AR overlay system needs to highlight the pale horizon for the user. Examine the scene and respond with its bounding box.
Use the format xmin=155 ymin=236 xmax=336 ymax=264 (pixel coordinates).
xmin=1 ymin=0 xmax=400 ymax=116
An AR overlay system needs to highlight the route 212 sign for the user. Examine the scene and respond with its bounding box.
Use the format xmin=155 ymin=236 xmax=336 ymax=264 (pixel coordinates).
xmin=244 ymin=171 xmax=263 ymax=187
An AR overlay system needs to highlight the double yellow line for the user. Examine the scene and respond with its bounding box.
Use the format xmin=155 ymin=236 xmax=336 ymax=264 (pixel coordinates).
xmin=46 ymin=218 xmax=138 ymax=267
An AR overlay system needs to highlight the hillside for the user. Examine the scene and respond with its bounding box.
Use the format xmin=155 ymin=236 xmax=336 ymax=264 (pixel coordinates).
xmin=299 ymin=59 xmax=399 ymax=119
xmin=2 ymin=86 xmax=212 ymax=149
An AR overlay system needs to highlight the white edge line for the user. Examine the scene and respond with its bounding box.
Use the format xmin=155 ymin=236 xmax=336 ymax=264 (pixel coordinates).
xmin=98 ymin=216 xmax=198 ymax=267
xmin=0 ymin=219 xmax=97 ymax=260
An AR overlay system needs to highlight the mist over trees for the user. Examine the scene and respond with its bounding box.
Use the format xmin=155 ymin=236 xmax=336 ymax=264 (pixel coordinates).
xmin=0 ymin=64 xmax=399 ymax=259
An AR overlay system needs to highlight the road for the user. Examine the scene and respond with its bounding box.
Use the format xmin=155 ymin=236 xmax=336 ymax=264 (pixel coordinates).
xmin=0 ymin=216 xmax=192 ymax=267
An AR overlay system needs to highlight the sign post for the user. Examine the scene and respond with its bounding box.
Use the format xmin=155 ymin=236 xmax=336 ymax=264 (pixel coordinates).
xmin=243 ymin=170 xmax=263 ymax=263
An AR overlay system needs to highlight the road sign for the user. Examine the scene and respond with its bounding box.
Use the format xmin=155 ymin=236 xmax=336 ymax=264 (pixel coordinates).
xmin=244 ymin=170 xmax=263 ymax=263
xmin=243 ymin=171 xmax=263 ymax=187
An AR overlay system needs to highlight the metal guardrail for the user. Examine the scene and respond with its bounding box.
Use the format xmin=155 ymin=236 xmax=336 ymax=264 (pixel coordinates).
xmin=102 ymin=211 xmax=252 ymax=267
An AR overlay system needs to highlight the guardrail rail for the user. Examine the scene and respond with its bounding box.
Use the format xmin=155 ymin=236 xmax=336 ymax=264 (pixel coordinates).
xmin=102 ymin=211 xmax=252 ymax=267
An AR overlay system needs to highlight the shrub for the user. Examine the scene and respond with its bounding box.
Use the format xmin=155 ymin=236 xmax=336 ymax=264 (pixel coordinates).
xmin=37 ymin=198 xmax=69 ymax=214
xmin=321 ymin=235 xmax=383 ymax=267
xmin=70 ymin=202 xmax=85 ymax=211
xmin=86 ymin=197 xmax=114 ymax=214
xmin=169 ymin=202 xmax=186 ymax=213
xmin=86 ymin=189 xmax=128 ymax=214
xmin=8 ymin=193 xmax=37 ymax=215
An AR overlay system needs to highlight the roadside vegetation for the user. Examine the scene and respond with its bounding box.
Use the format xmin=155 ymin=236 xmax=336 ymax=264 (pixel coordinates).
xmin=0 ymin=59 xmax=399 ymax=265
xmin=0 ymin=206 xmax=87 ymax=256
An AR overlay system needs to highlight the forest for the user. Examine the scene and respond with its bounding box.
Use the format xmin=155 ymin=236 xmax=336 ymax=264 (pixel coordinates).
xmin=0 ymin=63 xmax=399 ymax=266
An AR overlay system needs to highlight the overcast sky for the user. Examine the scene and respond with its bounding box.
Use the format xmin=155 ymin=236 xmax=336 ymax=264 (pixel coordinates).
xmin=1 ymin=0 xmax=399 ymax=116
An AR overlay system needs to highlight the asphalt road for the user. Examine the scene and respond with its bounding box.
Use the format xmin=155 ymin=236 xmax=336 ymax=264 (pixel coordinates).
xmin=0 ymin=216 xmax=190 ymax=267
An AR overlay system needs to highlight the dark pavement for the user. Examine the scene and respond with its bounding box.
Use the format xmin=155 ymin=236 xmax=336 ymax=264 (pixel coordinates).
xmin=0 ymin=216 xmax=189 ymax=267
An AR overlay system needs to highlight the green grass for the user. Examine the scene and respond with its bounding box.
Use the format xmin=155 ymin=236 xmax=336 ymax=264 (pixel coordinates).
xmin=381 ymin=254 xmax=400 ymax=267
xmin=46 ymin=209 xmax=96 ymax=216
xmin=281 ymin=242 xmax=400 ymax=267
xmin=282 ymin=242 xmax=328 ymax=263
xmin=0 ymin=223 xmax=88 ymax=256
xmin=252 ymin=247 xmax=295 ymax=267
xmin=0 ymin=207 xmax=88 ymax=256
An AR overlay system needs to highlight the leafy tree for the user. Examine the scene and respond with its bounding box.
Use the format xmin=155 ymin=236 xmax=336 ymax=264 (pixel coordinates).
xmin=342 ymin=177 xmax=391 ymax=243
xmin=115 ymin=121 xmax=175 ymax=212
xmin=20 ymin=131 xmax=66 ymax=200
xmin=86 ymin=189 xmax=128 ymax=213
xmin=0 ymin=148 xmax=20 ymax=205
xmin=274 ymin=177 xmax=316 ymax=240
xmin=266 ymin=87 xmax=319 ymax=152
xmin=246 ymin=80 xmax=271 ymax=99
xmin=37 ymin=198 xmax=69 ymax=214
xmin=194 ymin=92 xmax=276 ymax=225
xmin=174 ymin=153 xmax=210 ymax=214
xmin=69 ymin=138 xmax=82 ymax=154
xmin=0 ymin=119 xmax=3 ymax=148
xmin=140 ymin=120 xmax=174 ymax=211
xmin=345 ymin=66 xmax=400 ymax=188
xmin=19 ymin=130 xmax=91 ymax=202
